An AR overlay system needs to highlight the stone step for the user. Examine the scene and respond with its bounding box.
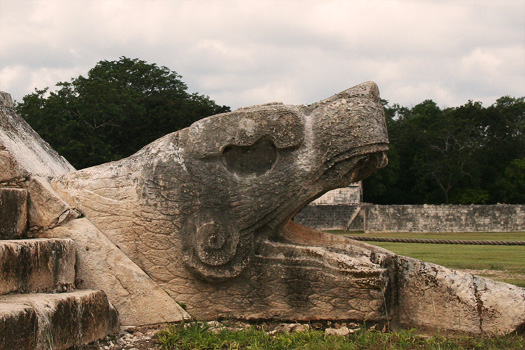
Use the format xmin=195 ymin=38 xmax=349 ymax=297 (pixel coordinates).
xmin=0 ymin=188 xmax=28 ymax=239
xmin=0 ymin=290 xmax=119 ymax=350
xmin=0 ymin=238 xmax=76 ymax=295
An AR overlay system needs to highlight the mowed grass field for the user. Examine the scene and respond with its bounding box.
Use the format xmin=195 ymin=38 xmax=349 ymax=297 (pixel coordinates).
xmin=329 ymin=231 xmax=525 ymax=288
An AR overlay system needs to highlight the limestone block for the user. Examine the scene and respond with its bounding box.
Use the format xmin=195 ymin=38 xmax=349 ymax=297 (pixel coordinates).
xmin=310 ymin=184 xmax=361 ymax=205
xmin=0 ymin=302 xmax=37 ymax=350
xmin=0 ymin=187 xmax=28 ymax=239
xmin=27 ymin=176 xmax=79 ymax=230
xmin=0 ymin=290 xmax=119 ymax=350
xmin=45 ymin=218 xmax=190 ymax=326
xmin=0 ymin=238 xmax=76 ymax=295
xmin=395 ymin=256 xmax=525 ymax=335
xmin=0 ymin=146 xmax=28 ymax=183
xmin=476 ymin=277 xmax=525 ymax=334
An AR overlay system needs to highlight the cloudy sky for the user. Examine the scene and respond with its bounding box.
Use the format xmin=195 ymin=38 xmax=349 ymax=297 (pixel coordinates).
xmin=1 ymin=0 xmax=524 ymax=110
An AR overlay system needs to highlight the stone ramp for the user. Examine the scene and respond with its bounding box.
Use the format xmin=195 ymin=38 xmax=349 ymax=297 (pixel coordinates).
xmin=0 ymin=188 xmax=28 ymax=239
xmin=0 ymin=91 xmax=74 ymax=183
xmin=0 ymin=187 xmax=119 ymax=349
xmin=1 ymin=92 xmax=121 ymax=349
xmin=0 ymin=236 xmax=119 ymax=349
xmin=0 ymin=239 xmax=75 ymax=295
xmin=1 ymin=92 xmax=189 ymax=327
xmin=0 ymin=290 xmax=119 ymax=350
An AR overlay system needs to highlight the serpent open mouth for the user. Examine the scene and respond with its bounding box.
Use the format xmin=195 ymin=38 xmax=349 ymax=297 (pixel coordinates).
xmin=320 ymin=143 xmax=389 ymax=186
xmin=244 ymin=143 xmax=389 ymax=241
xmin=293 ymin=143 xmax=389 ymax=218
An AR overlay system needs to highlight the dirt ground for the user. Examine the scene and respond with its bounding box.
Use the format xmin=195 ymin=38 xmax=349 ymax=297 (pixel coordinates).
xmin=79 ymin=320 xmax=368 ymax=350
xmin=80 ymin=324 xmax=166 ymax=350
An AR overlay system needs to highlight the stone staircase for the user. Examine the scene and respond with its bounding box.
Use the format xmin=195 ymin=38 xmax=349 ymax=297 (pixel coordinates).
xmin=0 ymin=187 xmax=119 ymax=350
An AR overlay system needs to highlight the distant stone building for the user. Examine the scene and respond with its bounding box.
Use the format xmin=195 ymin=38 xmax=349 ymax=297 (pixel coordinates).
xmin=310 ymin=182 xmax=362 ymax=205
xmin=294 ymin=183 xmax=362 ymax=231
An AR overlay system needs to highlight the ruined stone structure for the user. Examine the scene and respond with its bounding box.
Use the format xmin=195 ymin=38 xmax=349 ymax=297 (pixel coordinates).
xmin=1 ymin=82 xmax=524 ymax=348
xmin=363 ymin=204 xmax=525 ymax=232
xmin=0 ymin=92 xmax=120 ymax=349
xmin=295 ymin=203 xmax=525 ymax=232
xmin=310 ymin=182 xmax=362 ymax=205
xmin=51 ymin=82 xmax=391 ymax=323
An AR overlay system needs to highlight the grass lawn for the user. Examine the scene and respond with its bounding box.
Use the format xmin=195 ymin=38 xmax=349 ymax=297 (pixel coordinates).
xmin=329 ymin=231 xmax=525 ymax=287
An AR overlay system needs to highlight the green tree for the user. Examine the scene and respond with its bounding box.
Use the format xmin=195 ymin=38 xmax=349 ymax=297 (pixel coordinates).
xmin=363 ymin=100 xmax=401 ymax=203
xmin=412 ymin=103 xmax=485 ymax=204
xmin=365 ymin=96 xmax=524 ymax=204
xmin=16 ymin=57 xmax=230 ymax=169
xmin=477 ymin=96 xmax=525 ymax=203
xmin=498 ymin=158 xmax=525 ymax=203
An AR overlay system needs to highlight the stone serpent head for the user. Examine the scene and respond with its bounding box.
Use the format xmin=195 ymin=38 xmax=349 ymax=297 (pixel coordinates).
xmin=130 ymin=81 xmax=388 ymax=280
xmin=53 ymin=81 xmax=391 ymax=319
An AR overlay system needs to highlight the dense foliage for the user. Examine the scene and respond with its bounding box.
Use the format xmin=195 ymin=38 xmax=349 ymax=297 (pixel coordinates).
xmin=16 ymin=57 xmax=230 ymax=169
xmin=364 ymin=97 xmax=525 ymax=204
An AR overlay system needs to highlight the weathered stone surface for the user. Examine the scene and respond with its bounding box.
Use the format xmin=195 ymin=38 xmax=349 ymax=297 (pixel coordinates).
xmin=394 ymin=256 xmax=525 ymax=334
xmin=0 ymin=92 xmax=120 ymax=347
xmin=44 ymin=218 xmax=190 ymax=326
xmin=0 ymin=91 xmax=13 ymax=108
xmin=0 ymin=238 xmax=75 ymax=295
xmin=0 ymin=290 xmax=119 ymax=350
xmin=363 ymin=204 xmax=525 ymax=233
xmin=0 ymin=146 xmax=25 ymax=184
xmin=0 ymin=302 xmax=37 ymax=350
xmin=325 ymin=326 xmax=351 ymax=336
xmin=294 ymin=204 xmax=361 ymax=231
xmin=0 ymin=187 xmax=28 ymax=239
xmin=53 ymin=82 xmax=390 ymax=321
xmin=26 ymin=176 xmax=80 ymax=231
xmin=0 ymin=91 xmax=74 ymax=183
xmin=5 ymin=82 xmax=522 ymax=334
xmin=310 ymin=183 xmax=361 ymax=205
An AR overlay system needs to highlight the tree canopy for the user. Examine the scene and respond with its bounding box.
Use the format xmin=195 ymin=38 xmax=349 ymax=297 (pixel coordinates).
xmin=364 ymin=96 xmax=525 ymax=204
xmin=16 ymin=57 xmax=230 ymax=169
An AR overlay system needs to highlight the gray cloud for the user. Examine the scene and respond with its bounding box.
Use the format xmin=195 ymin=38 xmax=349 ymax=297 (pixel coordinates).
xmin=1 ymin=0 xmax=523 ymax=109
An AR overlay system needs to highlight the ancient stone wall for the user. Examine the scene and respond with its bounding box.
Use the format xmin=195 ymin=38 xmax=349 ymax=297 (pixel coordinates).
xmin=294 ymin=204 xmax=360 ymax=231
xmin=295 ymin=204 xmax=525 ymax=232
xmin=309 ymin=183 xmax=361 ymax=205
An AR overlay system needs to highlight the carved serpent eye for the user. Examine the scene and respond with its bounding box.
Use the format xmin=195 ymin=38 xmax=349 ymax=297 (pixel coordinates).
xmin=223 ymin=138 xmax=277 ymax=176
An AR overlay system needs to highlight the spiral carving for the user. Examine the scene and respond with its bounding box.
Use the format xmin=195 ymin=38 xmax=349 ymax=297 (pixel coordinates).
xmin=182 ymin=210 xmax=253 ymax=281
